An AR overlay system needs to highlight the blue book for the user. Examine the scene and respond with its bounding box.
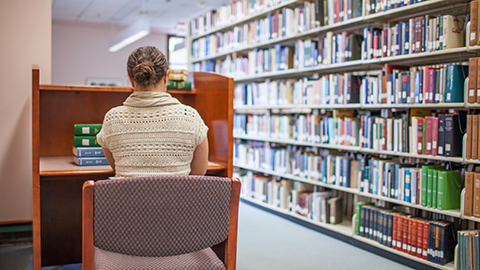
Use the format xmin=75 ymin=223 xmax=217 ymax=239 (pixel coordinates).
xmin=404 ymin=21 xmax=409 ymax=55
xmin=344 ymin=159 xmax=351 ymax=187
xmin=328 ymin=117 xmax=335 ymax=144
xmin=445 ymin=64 xmax=468 ymax=103
xmin=72 ymin=146 xmax=104 ymax=157
xmin=274 ymin=45 xmax=281 ymax=71
xmin=414 ymin=71 xmax=421 ymax=103
xmin=74 ymin=156 xmax=108 ymax=166
xmin=405 ymin=169 xmax=411 ymax=203
xmin=395 ymin=23 xmax=400 ymax=55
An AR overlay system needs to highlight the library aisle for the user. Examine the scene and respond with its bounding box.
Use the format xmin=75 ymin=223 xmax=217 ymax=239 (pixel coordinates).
xmin=237 ymin=201 xmax=413 ymax=270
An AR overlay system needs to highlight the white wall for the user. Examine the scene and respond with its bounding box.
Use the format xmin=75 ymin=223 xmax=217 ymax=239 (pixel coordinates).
xmin=52 ymin=21 xmax=168 ymax=86
xmin=0 ymin=0 xmax=51 ymax=222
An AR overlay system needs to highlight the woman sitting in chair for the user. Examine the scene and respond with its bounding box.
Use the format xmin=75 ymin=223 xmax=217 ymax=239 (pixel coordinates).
xmin=96 ymin=46 xmax=209 ymax=177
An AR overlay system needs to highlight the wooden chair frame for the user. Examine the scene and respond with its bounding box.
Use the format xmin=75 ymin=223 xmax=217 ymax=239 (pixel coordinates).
xmin=82 ymin=178 xmax=241 ymax=270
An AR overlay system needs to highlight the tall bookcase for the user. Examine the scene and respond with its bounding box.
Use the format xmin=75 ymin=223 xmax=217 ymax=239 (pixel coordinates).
xmin=31 ymin=67 xmax=233 ymax=269
xmin=188 ymin=0 xmax=479 ymax=269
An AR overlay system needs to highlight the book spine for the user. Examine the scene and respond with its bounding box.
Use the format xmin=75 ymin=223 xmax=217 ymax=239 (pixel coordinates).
xmin=474 ymin=172 xmax=480 ymax=217
xmin=74 ymin=124 xmax=102 ymax=136
xmin=73 ymin=156 xmax=109 ymax=166
xmin=465 ymin=172 xmax=475 ymax=216
xmin=431 ymin=117 xmax=438 ymax=156
xmin=470 ymin=58 xmax=478 ymax=103
xmin=74 ymin=136 xmax=100 ymax=147
xmin=417 ymin=117 xmax=424 ymax=155
xmin=467 ymin=114 xmax=473 ymax=159
xmin=424 ymin=117 xmax=433 ymax=155
xmin=73 ymin=147 xmax=104 ymax=157
xmin=474 ymin=115 xmax=479 ymax=160
xmin=473 ymin=0 xmax=479 ymax=46
xmin=477 ymin=57 xmax=480 ymax=103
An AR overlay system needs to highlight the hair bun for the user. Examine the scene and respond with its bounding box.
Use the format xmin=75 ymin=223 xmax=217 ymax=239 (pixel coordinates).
xmin=132 ymin=62 xmax=156 ymax=87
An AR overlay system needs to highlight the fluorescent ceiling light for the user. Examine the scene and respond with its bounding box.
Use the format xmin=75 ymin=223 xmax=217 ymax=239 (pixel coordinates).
xmin=109 ymin=19 xmax=150 ymax=52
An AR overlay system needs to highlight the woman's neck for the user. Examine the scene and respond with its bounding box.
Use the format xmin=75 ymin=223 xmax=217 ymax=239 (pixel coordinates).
xmin=133 ymin=82 xmax=167 ymax=92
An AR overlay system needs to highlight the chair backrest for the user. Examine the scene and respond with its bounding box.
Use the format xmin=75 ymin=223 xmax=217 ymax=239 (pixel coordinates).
xmin=92 ymin=175 xmax=233 ymax=257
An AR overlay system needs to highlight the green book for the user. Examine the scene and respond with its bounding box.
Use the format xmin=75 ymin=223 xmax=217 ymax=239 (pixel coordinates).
xmin=426 ymin=167 xmax=433 ymax=207
xmin=355 ymin=202 xmax=373 ymax=236
xmin=74 ymin=124 xmax=102 ymax=136
xmin=421 ymin=165 xmax=428 ymax=206
xmin=167 ymin=80 xmax=192 ymax=90
xmin=437 ymin=170 xmax=462 ymax=210
xmin=74 ymin=135 xmax=100 ymax=147
xmin=476 ymin=233 xmax=479 ymax=270
xmin=432 ymin=170 xmax=439 ymax=209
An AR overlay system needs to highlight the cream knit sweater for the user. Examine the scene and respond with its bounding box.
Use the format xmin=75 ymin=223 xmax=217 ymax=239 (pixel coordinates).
xmin=97 ymin=91 xmax=208 ymax=178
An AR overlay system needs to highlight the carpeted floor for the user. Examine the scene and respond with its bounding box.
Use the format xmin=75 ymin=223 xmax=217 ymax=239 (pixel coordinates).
xmin=236 ymin=202 xmax=413 ymax=270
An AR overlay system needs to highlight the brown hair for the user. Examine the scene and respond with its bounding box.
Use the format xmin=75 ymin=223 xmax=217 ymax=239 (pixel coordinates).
xmin=127 ymin=46 xmax=168 ymax=88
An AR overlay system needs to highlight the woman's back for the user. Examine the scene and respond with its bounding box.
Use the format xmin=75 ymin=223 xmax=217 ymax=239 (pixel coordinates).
xmin=97 ymin=46 xmax=209 ymax=177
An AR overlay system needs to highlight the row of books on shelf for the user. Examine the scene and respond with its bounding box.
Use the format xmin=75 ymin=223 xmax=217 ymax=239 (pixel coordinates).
xmin=190 ymin=0 xmax=293 ymax=37
xmin=233 ymin=63 xmax=467 ymax=106
xmin=191 ymin=3 xmax=318 ymax=59
xmin=190 ymin=0 xmax=439 ymax=42
xmin=236 ymin=171 xmax=354 ymax=223
xmin=235 ymin=169 xmax=465 ymax=266
xmin=72 ymin=124 xmax=107 ymax=166
xmin=234 ymin=109 xmax=465 ymax=157
xmin=234 ymin=142 xmax=464 ymax=210
xmin=356 ymin=203 xmax=455 ymax=265
xmin=191 ymin=12 xmax=465 ymax=67
xmin=362 ymin=15 xmax=464 ymax=60
xmin=457 ymin=230 xmax=480 ymax=270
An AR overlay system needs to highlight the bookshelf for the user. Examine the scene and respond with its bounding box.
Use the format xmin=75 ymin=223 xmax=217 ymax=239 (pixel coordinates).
xmin=189 ymin=0 xmax=479 ymax=269
xmin=31 ymin=67 xmax=233 ymax=269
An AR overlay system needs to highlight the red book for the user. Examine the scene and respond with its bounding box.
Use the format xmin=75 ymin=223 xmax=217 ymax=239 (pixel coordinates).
xmin=424 ymin=117 xmax=434 ymax=155
xmin=428 ymin=68 xmax=436 ymax=103
xmin=336 ymin=0 xmax=340 ymax=23
xmin=417 ymin=117 xmax=424 ymax=155
xmin=416 ymin=219 xmax=424 ymax=258
xmin=382 ymin=119 xmax=387 ymax=150
xmin=407 ymin=217 xmax=413 ymax=254
xmin=373 ymin=31 xmax=379 ymax=59
xmin=431 ymin=117 xmax=439 ymax=156
xmin=422 ymin=221 xmax=429 ymax=260
xmin=402 ymin=216 xmax=410 ymax=253
xmin=423 ymin=67 xmax=431 ymax=103
xmin=411 ymin=219 xmax=418 ymax=256
xmin=392 ymin=214 xmax=398 ymax=250
xmin=382 ymin=28 xmax=388 ymax=57
xmin=396 ymin=214 xmax=404 ymax=251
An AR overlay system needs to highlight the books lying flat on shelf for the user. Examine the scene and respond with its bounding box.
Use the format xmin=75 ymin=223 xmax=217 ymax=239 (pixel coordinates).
xmin=167 ymin=80 xmax=192 ymax=90
xmin=73 ymin=136 xmax=100 ymax=147
xmin=74 ymin=124 xmax=102 ymax=136
xmin=73 ymin=156 xmax=108 ymax=166
xmin=168 ymin=73 xmax=188 ymax=81
xmin=72 ymin=146 xmax=104 ymax=157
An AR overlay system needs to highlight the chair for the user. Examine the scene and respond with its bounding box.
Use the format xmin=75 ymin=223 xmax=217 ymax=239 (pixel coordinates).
xmin=82 ymin=175 xmax=241 ymax=270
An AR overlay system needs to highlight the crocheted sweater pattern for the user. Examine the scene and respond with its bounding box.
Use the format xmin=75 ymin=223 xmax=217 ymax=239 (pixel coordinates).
xmin=97 ymin=104 xmax=208 ymax=177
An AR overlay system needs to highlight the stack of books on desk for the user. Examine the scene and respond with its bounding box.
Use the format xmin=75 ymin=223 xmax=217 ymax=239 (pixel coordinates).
xmin=167 ymin=69 xmax=192 ymax=90
xmin=73 ymin=124 xmax=108 ymax=166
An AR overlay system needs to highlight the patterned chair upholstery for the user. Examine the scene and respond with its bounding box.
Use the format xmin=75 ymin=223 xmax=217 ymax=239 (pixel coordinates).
xmin=82 ymin=175 xmax=241 ymax=270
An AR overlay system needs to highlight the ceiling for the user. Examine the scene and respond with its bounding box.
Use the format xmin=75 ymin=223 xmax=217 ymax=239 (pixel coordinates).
xmin=52 ymin=0 xmax=231 ymax=33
